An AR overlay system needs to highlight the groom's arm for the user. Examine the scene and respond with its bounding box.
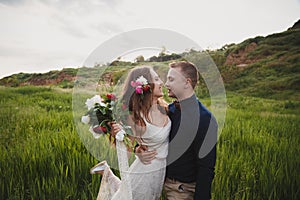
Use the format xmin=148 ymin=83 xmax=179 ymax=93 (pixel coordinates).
xmin=194 ymin=146 xmax=216 ymax=200
xmin=194 ymin=116 xmax=217 ymax=200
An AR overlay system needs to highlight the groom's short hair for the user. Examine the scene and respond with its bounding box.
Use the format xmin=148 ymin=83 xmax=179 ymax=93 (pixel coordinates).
xmin=169 ymin=61 xmax=199 ymax=89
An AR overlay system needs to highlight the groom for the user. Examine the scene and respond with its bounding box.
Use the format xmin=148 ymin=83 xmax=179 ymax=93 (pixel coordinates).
xmin=137 ymin=61 xmax=218 ymax=200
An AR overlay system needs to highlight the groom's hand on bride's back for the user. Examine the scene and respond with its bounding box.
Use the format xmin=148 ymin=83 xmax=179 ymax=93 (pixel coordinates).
xmin=135 ymin=145 xmax=157 ymax=165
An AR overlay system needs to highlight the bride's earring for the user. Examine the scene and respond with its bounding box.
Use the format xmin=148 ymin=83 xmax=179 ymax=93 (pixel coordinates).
xmin=90 ymin=160 xmax=108 ymax=175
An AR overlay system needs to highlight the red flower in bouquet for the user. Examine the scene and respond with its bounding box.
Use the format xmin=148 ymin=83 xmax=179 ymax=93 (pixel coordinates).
xmin=106 ymin=93 xmax=117 ymax=101
xmin=93 ymin=125 xmax=107 ymax=134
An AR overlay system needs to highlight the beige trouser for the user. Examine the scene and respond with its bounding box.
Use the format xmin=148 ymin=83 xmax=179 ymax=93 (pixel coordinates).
xmin=164 ymin=177 xmax=196 ymax=200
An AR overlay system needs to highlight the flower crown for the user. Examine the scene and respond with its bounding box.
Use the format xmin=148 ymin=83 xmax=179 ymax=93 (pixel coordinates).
xmin=130 ymin=75 xmax=151 ymax=95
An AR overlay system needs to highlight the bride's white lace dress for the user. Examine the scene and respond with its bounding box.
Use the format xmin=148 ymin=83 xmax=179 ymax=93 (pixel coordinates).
xmin=97 ymin=118 xmax=171 ymax=200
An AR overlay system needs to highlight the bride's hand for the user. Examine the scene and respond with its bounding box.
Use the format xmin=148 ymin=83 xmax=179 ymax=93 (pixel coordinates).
xmin=111 ymin=122 xmax=121 ymax=137
xmin=136 ymin=145 xmax=157 ymax=165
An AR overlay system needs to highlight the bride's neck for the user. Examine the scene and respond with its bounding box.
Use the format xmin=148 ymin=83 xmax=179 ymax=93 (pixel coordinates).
xmin=151 ymin=98 xmax=159 ymax=111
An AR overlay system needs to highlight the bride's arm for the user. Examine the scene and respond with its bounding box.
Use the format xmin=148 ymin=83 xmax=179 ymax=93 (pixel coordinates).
xmin=111 ymin=116 xmax=144 ymax=158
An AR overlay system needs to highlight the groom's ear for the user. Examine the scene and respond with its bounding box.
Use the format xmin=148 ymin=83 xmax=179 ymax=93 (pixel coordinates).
xmin=184 ymin=78 xmax=192 ymax=88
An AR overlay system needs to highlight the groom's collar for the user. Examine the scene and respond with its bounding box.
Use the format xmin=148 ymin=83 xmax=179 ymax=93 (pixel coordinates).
xmin=178 ymin=94 xmax=197 ymax=105
xmin=171 ymin=94 xmax=197 ymax=111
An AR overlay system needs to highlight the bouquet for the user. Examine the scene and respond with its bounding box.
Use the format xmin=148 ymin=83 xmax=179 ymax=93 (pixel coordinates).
xmin=81 ymin=93 xmax=133 ymax=148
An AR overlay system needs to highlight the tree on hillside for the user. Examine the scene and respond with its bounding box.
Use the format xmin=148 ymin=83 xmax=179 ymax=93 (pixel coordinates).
xmin=135 ymin=55 xmax=145 ymax=62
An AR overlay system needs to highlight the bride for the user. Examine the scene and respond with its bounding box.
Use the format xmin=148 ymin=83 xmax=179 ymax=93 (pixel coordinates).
xmin=90 ymin=66 xmax=171 ymax=200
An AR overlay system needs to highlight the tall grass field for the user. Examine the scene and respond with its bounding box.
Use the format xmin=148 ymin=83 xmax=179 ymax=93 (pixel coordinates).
xmin=0 ymin=86 xmax=299 ymax=199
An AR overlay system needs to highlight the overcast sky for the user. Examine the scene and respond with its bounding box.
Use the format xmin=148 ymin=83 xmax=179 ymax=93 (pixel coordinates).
xmin=0 ymin=0 xmax=299 ymax=78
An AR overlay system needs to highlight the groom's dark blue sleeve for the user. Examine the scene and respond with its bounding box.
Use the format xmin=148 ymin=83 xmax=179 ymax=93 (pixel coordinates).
xmin=193 ymin=114 xmax=218 ymax=200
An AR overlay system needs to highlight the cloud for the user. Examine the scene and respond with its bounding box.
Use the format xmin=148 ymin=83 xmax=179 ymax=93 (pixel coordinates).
xmin=92 ymin=0 xmax=122 ymax=8
xmin=0 ymin=0 xmax=26 ymax=6
xmin=36 ymin=0 xmax=125 ymax=38
xmin=94 ymin=22 xmax=123 ymax=35
xmin=0 ymin=45 xmax=35 ymax=57
xmin=40 ymin=0 xmax=122 ymax=13
xmin=1 ymin=0 xmax=299 ymax=79
xmin=49 ymin=14 xmax=88 ymax=38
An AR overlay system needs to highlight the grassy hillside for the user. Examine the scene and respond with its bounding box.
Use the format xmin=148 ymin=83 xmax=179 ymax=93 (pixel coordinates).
xmin=1 ymin=20 xmax=299 ymax=101
xmin=212 ymin=26 xmax=300 ymax=100
xmin=0 ymin=68 xmax=78 ymax=88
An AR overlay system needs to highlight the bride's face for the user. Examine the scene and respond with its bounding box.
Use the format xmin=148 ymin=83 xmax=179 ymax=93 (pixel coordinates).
xmin=150 ymin=69 xmax=164 ymax=98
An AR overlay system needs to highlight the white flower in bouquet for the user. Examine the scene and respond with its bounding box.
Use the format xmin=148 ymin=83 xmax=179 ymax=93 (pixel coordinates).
xmin=85 ymin=95 xmax=103 ymax=110
xmin=81 ymin=115 xmax=90 ymax=124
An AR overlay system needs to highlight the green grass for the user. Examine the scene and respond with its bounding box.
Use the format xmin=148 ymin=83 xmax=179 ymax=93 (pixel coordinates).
xmin=212 ymin=94 xmax=300 ymax=199
xmin=0 ymin=86 xmax=299 ymax=199
xmin=0 ymin=87 xmax=100 ymax=199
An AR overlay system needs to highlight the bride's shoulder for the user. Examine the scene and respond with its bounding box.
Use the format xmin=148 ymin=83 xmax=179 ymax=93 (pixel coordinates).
xmin=157 ymin=98 xmax=169 ymax=113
